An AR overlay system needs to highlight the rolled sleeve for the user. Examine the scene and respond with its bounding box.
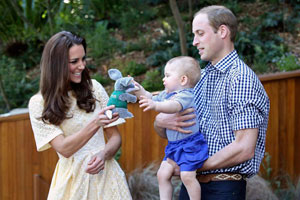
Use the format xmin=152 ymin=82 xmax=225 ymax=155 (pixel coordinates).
xmin=231 ymin=107 xmax=264 ymax=131
xmin=229 ymin=73 xmax=268 ymax=131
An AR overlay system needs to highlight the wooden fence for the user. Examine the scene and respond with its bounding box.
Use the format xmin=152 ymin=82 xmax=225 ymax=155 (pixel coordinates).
xmin=0 ymin=70 xmax=300 ymax=199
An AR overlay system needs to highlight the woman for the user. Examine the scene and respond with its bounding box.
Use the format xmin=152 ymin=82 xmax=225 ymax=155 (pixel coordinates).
xmin=28 ymin=31 xmax=132 ymax=200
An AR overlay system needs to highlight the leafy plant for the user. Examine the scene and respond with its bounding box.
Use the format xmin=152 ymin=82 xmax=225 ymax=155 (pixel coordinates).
xmin=120 ymin=36 xmax=152 ymax=54
xmin=146 ymin=29 xmax=182 ymax=67
xmin=123 ymin=61 xmax=148 ymax=77
xmin=110 ymin=1 xmax=157 ymax=38
xmin=261 ymin=152 xmax=300 ymax=200
xmin=91 ymin=74 xmax=111 ymax=87
xmin=0 ymin=56 xmax=39 ymax=113
xmin=275 ymin=177 xmax=300 ymax=200
xmin=141 ymin=69 xmax=164 ymax=92
xmin=86 ymin=21 xmax=121 ymax=62
xmin=276 ymin=53 xmax=300 ymax=72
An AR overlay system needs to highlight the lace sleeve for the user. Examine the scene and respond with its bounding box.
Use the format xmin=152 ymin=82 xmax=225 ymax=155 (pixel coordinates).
xmin=28 ymin=94 xmax=63 ymax=151
xmin=92 ymin=79 xmax=109 ymax=109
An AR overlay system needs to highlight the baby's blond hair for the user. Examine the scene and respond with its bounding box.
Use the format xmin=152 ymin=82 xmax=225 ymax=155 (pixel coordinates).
xmin=166 ymin=56 xmax=201 ymax=87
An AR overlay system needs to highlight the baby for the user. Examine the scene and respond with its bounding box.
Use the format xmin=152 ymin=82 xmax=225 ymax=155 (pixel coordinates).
xmin=134 ymin=56 xmax=208 ymax=200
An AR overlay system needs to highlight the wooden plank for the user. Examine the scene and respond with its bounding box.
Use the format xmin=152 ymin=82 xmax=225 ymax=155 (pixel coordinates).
xmin=259 ymin=69 xmax=300 ymax=82
xmin=286 ymin=79 xmax=295 ymax=178
xmin=33 ymin=174 xmax=50 ymax=200
xmin=262 ymin=81 xmax=280 ymax=177
xmin=16 ymin=119 xmax=26 ymax=199
xmin=24 ymin=118 xmax=36 ymax=199
xmin=0 ymin=122 xmax=9 ymax=200
xmin=294 ymin=78 xmax=300 ymax=182
xmin=278 ymin=79 xmax=288 ymax=175
xmin=0 ymin=113 xmax=29 ymax=122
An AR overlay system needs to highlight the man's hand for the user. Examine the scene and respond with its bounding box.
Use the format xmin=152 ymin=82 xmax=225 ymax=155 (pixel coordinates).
xmin=155 ymin=108 xmax=196 ymax=134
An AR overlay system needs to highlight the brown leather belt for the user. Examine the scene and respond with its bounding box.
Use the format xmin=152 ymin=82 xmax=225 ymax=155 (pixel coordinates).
xmin=196 ymin=173 xmax=246 ymax=183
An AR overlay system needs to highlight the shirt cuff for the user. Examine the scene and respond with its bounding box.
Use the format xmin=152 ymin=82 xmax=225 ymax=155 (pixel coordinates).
xmin=232 ymin=113 xmax=264 ymax=131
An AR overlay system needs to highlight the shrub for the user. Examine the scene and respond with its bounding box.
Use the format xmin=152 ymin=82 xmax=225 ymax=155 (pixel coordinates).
xmin=86 ymin=21 xmax=121 ymax=61
xmin=110 ymin=1 xmax=157 ymax=38
xmin=123 ymin=61 xmax=148 ymax=77
xmin=91 ymin=74 xmax=111 ymax=87
xmin=0 ymin=56 xmax=39 ymax=114
xmin=276 ymin=53 xmax=300 ymax=72
xmin=141 ymin=69 xmax=164 ymax=92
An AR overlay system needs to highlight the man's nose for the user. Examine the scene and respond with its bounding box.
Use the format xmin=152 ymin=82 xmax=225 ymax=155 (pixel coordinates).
xmin=193 ymin=36 xmax=198 ymax=46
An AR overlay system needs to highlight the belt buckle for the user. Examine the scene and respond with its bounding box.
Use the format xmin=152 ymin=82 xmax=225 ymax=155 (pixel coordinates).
xmin=214 ymin=173 xmax=243 ymax=181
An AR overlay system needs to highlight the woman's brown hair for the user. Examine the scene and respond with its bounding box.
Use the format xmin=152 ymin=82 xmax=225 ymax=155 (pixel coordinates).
xmin=40 ymin=31 xmax=95 ymax=125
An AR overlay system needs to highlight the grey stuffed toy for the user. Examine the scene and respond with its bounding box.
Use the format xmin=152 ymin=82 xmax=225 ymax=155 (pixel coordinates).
xmin=106 ymin=69 xmax=137 ymax=119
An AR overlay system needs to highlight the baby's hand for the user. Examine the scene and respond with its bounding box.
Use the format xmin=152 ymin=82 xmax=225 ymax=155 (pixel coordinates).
xmin=139 ymin=96 xmax=156 ymax=112
xmin=128 ymin=77 xmax=152 ymax=99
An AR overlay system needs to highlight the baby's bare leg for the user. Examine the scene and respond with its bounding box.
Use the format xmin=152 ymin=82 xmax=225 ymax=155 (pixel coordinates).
xmin=157 ymin=161 xmax=175 ymax=200
xmin=180 ymin=170 xmax=201 ymax=200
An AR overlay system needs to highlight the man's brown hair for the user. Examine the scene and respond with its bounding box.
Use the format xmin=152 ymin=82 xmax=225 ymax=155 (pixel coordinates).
xmin=195 ymin=5 xmax=238 ymax=42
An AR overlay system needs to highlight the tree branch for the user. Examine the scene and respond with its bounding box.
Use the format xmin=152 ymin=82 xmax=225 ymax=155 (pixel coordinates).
xmin=169 ymin=0 xmax=187 ymax=56
xmin=10 ymin=0 xmax=34 ymax=30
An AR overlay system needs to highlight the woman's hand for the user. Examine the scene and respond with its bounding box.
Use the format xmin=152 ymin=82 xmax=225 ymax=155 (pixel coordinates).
xmin=94 ymin=105 xmax=119 ymax=127
xmin=155 ymin=108 xmax=196 ymax=134
xmin=85 ymin=126 xmax=122 ymax=174
xmin=85 ymin=151 xmax=106 ymax=174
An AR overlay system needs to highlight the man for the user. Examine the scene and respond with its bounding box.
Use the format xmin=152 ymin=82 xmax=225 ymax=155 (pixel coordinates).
xmin=154 ymin=5 xmax=270 ymax=200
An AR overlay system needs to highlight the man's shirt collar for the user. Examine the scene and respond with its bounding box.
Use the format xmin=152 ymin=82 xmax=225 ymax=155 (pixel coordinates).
xmin=206 ymin=50 xmax=238 ymax=73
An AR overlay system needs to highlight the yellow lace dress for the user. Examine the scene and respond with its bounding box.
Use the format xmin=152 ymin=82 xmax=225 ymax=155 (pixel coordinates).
xmin=28 ymin=80 xmax=132 ymax=200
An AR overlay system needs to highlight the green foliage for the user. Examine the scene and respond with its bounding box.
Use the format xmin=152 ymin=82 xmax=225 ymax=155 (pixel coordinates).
xmin=252 ymin=61 xmax=269 ymax=74
xmin=146 ymin=50 xmax=173 ymax=67
xmin=91 ymin=74 xmax=111 ymax=87
xmin=87 ymin=0 xmax=123 ymax=19
xmin=0 ymin=56 xmax=39 ymax=113
xmin=123 ymin=61 xmax=148 ymax=77
xmin=235 ymin=11 xmax=288 ymax=70
xmin=146 ymin=29 xmax=182 ymax=67
xmin=224 ymin=0 xmax=242 ymax=14
xmin=261 ymin=152 xmax=300 ymax=200
xmin=141 ymin=69 xmax=163 ymax=92
xmin=276 ymin=54 xmax=300 ymax=72
xmin=120 ymin=36 xmax=152 ymax=54
xmin=275 ymin=177 xmax=300 ymax=200
xmin=110 ymin=1 xmax=157 ymax=38
xmin=86 ymin=21 xmax=121 ymax=61
xmin=261 ymin=152 xmax=275 ymax=184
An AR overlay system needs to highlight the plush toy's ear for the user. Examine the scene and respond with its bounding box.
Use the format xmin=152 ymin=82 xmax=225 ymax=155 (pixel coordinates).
xmin=108 ymin=69 xmax=123 ymax=81
xmin=119 ymin=77 xmax=133 ymax=87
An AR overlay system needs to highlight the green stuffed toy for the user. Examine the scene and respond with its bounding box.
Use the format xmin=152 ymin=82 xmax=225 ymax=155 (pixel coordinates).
xmin=106 ymin=69 xmax=137 ymax=119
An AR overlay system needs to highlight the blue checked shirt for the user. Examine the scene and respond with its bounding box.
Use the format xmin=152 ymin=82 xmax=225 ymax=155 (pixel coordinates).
xmin=194 ymin=50 xmax=270 ymax=177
